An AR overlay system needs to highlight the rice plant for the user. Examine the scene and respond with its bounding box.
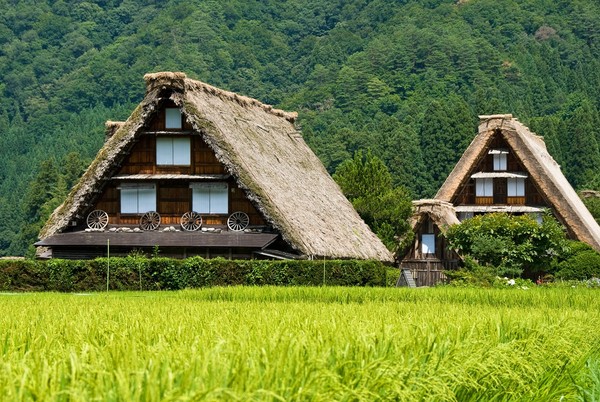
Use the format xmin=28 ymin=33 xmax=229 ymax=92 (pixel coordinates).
xmin=0 ymin=287 xmax=598 ymax=401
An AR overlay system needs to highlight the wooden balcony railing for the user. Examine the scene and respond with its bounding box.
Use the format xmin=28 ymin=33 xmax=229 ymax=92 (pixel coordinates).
xmin=507 ymin=196 xmax=526 ymax=205
xmin=475 ymin=196 xmax=494 ymax=205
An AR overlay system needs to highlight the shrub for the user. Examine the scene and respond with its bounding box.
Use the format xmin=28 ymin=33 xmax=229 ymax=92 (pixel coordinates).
xmin=553 ymin=241 xmax=600 ymax=280
xmin=445 ymin=212 xmax=569 ymax=278
xmin=444 ymin=256 xmax=498 ymax=287
xmin=0 ymin=257 xmax=388 ymax=291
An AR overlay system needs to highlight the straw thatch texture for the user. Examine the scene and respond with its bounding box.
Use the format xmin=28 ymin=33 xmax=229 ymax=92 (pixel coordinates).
xmin=104 ymin=121 xmax=124 ymax=141
xmin=39 ymin=72 xmax=392 ymax=261
xmin=436 ymin=115 xmax=600 ymax=251
xmin=409 ymin=199 xmax=460 ymax=233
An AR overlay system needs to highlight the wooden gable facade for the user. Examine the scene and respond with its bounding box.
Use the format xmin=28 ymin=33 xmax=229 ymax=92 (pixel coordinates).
xmin=37 ymin=100 xmax=280 ymax=259
xmin=398 ymin=200 xmax=460 ymax=287
xmin=94 ymin=101 xmax=266 ymax=229
xmin=449 ymin=130 xmax=549 ymax=221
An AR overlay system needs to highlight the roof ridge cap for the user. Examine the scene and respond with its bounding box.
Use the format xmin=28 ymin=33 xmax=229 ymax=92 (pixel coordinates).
xmin=144 ymin=71 xmax=298 ymax=123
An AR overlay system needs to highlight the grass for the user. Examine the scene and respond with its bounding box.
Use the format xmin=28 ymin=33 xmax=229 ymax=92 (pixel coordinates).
xmin=0 ymin=286 xmax=599 ymax=401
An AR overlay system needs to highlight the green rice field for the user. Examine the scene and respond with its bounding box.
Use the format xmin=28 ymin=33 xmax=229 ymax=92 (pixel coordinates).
xmin=1 ymin=286 xmax=599 ymax=401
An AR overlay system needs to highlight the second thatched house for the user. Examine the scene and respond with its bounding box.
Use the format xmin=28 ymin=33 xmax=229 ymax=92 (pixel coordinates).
xmin=36 ymin=72 xmax=392 ymax=262
xmin=399 ymin=114 xmax=600 ymax=285
xmin=437 ymin=114 xmax=600 ymax=250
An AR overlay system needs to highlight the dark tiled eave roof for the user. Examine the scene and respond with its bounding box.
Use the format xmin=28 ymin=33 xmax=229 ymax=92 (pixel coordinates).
xmin=36 ymin=231 xmax=279 ymax=249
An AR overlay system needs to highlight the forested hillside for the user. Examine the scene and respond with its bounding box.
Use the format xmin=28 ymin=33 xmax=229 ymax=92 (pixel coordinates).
xmin=1 ymin=0 xmax=600 ymax=255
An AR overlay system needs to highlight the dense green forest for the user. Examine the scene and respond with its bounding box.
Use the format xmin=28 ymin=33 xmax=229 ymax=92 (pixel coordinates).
xmin=1 ymin=0 xmax=600 ymax=256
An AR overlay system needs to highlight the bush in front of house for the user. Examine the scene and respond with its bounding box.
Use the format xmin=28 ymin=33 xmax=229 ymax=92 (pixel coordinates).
xmin=552 ymin=241 xmax=600 ymax=280
xmin=445 ymin=212 xmax=569 ymax=279
xmin=0 ymin=257 xmax=388 ymax=292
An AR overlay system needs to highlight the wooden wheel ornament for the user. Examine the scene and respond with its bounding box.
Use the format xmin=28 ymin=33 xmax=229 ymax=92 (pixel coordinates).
xmin=140 ymin=211 xmax=161 ymax=231
xmin=227 ymin=211 xmax=249 ymax=232
xmin=180 ymin=211 xmax=202 ymax=231
xmin=86 ymin=210 xmax=109 ymax=230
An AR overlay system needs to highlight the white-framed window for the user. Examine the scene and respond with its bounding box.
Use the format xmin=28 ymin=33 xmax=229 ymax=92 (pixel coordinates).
xmin=421 ymin=234 xmax=436 ymax=254
xmin=120 ymin=183 xmax=156 ymax=214
xmin=156 ymin=137 xmax=190 ymax=165
xmin=165 ymin=108 xmax=182 ymax=129
xmin=190 ymin=182 xmax=228 ymax=214
xmin=475 ymin=178 xmax=494 ymax=197
xmin=493 ymin=153 xmax=507 ymax=171
xmin=507 ymin=178 xmax=525 ymax=197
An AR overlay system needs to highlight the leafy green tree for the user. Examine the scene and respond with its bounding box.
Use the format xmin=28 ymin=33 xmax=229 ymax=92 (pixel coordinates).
xmin=419 ymin=95 xmax=476 ymax=189
xmin=368 ymin=114 xmax=433 ymax=197
xmin=560 ymin=95 xmax=600 ymax=187
xmin=333 ymin=150 xmax=413 ymax=251
xmin=22 ymin=159 xmax=59 ymax=225
xmin=445 ymin=213 xmax=569 ymax=278
xmin=61 ymin=152 xmax=87 ymax=190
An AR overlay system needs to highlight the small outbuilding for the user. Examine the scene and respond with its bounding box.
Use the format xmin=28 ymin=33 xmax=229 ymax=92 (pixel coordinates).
xmin=398 ymin=199 xmax=460 ymax=286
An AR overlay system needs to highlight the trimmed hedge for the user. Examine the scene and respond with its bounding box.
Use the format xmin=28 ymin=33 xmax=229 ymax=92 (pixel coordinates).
xmin=0 ymin=257 xmax=388 ymax=292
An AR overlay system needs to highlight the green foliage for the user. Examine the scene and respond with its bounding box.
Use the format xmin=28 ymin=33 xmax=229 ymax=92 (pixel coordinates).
xmin=445 ymin=256 xmax=536 ymax=288
xmin=445 ymin=213 xmax=569 ymax=277
xmin=1 ymin=287 xmax=600 ymax=399
xmin=581 ymin=196 xmax=600 ymax=225
xmin=559 ymin=94 xmax=600 ymax=187
xmin=2 ymin=0 xmax=600 ymax=254
xmin=444 ymin=256 xmax=499 ymax=287
xmin=0 ymin=257 xmax=387 ymax=291
xmin=419 ymin=95 xmax=476 ymax=188
xmin=552 ymin=240 xmax=600 ymax=280
xmin=333 ymin=150 xmax=412 ymax=251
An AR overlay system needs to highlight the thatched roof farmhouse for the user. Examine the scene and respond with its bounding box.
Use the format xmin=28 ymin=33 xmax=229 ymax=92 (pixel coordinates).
xmin=399 ymin=114 xmax=600 ymax=286
xmin=36 ymin=72 xmax=392 ymax=261
xmin=436 ymin=114 xmax=600 ymax=251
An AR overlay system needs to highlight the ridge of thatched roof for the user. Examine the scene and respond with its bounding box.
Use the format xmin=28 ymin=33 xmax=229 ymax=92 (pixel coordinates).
xmin=104 ymin=120 xmax=124 ymax=141
xmin=39 ymin=72 xmax=392 ymax=261
xmin=409 ymin=199 xmax=460 ymax=233
xmin=436 ymin=115 xmax=600 ymax=251
xmin=143 ymin=72 xmax=298 ymax=123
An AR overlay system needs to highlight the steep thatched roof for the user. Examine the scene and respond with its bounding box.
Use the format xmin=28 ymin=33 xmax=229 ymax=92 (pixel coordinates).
xmin=436 ymin=114 xmax=600 ymax=251
xmin=409 ymin=199 xmax=460 ymax=233
xmin=39 ymin=72 xmax=392 ymax=261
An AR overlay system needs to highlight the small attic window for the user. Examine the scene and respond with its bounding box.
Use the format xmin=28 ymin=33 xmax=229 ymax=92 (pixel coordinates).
xmin=475 ymin=178 xmax=493 ymax=197
xmin=156 ymin=137 xmax=191 ymax=165
xmin=490 ymin=149 xmax=508 ymax=171
xmin=120 ymin=183 xmax=156 ymax=214
xmin=507 ymin=178 xmax=525 ymax=197
xmin=165 ymin=108 xmax=182 ymax=129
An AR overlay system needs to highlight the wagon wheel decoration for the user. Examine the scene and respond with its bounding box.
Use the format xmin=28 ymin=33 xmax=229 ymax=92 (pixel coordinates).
xmin=86 ymin=210 xmax=109 ymax=230
xmin=140 ymin=211 xmax=161 ymax=231
xmin=227 ymin=211 xmax=250 ymax=232
xmin=180 ymin=211 xmax=202 ymax=231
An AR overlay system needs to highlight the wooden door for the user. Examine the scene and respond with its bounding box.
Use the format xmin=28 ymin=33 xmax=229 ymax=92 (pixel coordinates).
xmin=494 ymin=178 xmax=507 ymax=204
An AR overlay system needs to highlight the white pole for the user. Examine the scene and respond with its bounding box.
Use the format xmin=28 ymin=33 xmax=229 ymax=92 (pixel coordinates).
xmin=106 ymin=239 xmax=110 ymax=292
